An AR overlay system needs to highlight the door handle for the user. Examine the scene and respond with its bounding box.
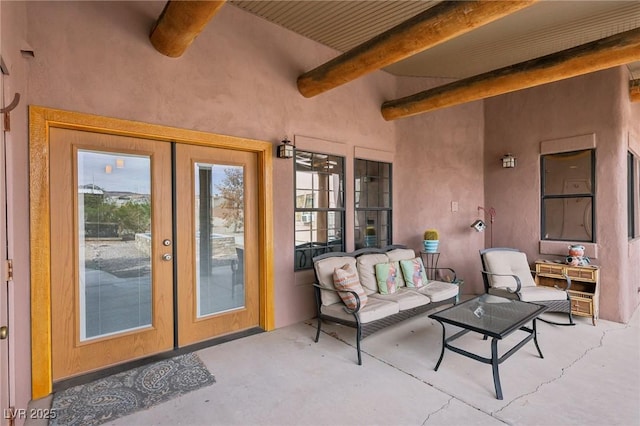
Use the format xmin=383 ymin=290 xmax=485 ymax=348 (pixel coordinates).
xmin=0 ymin=326 xmax=8 ymax=340
xmin=162 ymin=253 xmax=173 ymax=261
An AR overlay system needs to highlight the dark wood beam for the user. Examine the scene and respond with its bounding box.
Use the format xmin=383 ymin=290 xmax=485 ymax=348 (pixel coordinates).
xmin=297 ymin=0 xmax=538 ymax=98
xmin=631 ymin=79 xmax=640 ymax=102
xmin=150 ymin=1 xmax=226 ymax=58
xmin=381 ymin=27 xmax=640 ymax=120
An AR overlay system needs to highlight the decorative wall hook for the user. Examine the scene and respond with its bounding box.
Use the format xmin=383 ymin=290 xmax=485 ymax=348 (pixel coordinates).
xmin=1 ymin=93 xmax=20 ymax=132
xmin=0 ymin=93 xmax=20 ymax=114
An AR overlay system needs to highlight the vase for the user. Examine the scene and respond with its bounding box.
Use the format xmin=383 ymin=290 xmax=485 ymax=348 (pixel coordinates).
xmin=423 ymin=240 xmax=439 ymax=253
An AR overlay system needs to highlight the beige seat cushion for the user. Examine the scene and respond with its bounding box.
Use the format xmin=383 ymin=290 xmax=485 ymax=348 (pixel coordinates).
xmin=370 ymin=287 xmax=430 ymax=310
xmin=415 ymin=280 xmax=459 ymax=302
xmin=483 ymin=250 xmax=536 ymax=290
xmin=314 ymin=256 xmax=358 ymax=306
xmin=321 ymin=297 xmax=399 ymax=323
xmin=357 ymin=253 xmax=393 ymax=292
xmin=518 ymin=286 xmax=568 ymax=302
xmin=386 ymin=248 xmax=416 ymax=262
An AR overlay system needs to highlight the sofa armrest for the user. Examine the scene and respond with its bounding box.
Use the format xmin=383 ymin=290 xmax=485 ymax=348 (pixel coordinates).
xmin=312 ymin=283 xmax=362 ymax=314
xmin=425 ymin=266 xmax=457 ymax=282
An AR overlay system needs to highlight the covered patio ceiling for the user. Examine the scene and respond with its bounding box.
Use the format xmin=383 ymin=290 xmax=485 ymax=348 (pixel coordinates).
xmin=149 ymin=1 xmax=640 ymax=119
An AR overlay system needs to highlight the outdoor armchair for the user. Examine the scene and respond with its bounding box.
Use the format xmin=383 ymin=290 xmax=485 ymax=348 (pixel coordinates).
xmin=480 ymin=247 xmax=574 ymax=326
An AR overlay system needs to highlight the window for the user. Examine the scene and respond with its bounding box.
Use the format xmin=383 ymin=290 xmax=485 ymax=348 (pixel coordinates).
xmin=294 ymin=151 xmax=345 ymax=270
xmin=629 ymin=151 xmax=639 ymax=239
xmin=541 ymin=149 xmax=595 ymax=242
xmin=354 ymin=159 xmax=392 ymax=249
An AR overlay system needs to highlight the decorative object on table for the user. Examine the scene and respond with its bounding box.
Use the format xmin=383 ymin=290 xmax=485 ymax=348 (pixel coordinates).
xmin=566 ymin=244 xmax=590 ymax=266
xmin=423 ymin=228 xmax=439 ymax=253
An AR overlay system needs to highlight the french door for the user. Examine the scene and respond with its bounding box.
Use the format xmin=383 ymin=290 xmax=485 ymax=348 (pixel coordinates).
xmin=49 ymin=127 xmax=260 ymax=381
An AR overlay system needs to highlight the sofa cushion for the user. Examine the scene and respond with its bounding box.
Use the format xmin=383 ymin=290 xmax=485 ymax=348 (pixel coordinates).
xmin=370 ymin=288 xmax=430 ymax=310
xmin=375 ymin=261 xmax=401 ymax=295
xmin=314 ymin=256 xmax=358 ymax=306
xmin=386 ymin=248 xmax=416 ymax=262
xmin=483 ymin=250 xmax=536 ymax=290
xmin=415 ymin=280 xmax=459 ymax=302
xmin=357 ymin=253 xmax=391 ymax=292
xmin=400 ymin=257 xmax=428 ymax=289
xmin=321 ymin=297 xmax=400 ymax=324
xmin=333 ymin=263 xmax=368 ymax=310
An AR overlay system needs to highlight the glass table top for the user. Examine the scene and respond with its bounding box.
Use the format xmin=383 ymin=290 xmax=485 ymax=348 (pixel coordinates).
xmin=429 ymin=294 xmax=547 ymax=338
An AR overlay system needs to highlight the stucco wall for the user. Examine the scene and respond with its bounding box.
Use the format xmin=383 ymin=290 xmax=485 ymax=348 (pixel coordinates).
xmin=394 ymin=77 xmax=486 ymax=294
xmin=24 ymin=1 xmax=399 ymax=330
xmin=485 ymin=68 xmax=638 ymax=323
xmin=2 ymin=0 xmax=32 ymax=416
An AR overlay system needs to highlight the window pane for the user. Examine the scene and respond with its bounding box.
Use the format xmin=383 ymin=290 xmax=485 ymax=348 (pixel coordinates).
xmin=543 ymin=197 xmax=593 ymax=241
xmin=295 ymin=150 xmax=345 ymax=270
xmin=543 ymin=150 xmax=593 ymax=196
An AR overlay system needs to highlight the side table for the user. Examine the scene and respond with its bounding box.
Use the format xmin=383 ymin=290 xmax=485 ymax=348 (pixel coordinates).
xmin=419 ymin=251 xmax=440 ymax=280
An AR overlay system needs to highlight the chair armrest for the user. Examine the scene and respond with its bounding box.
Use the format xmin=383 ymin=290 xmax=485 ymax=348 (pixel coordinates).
xmin=424 ymin=266 xmax=457 ymax=282
xmin=311 ymin=283 xmax=362 ymax=314
xmin=481 ymin=270 xmax=522 ymax=293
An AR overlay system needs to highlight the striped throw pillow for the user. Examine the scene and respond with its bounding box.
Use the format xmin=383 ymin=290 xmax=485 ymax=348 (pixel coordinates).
xmin=333 ymin=264 xmax=368 ymax=310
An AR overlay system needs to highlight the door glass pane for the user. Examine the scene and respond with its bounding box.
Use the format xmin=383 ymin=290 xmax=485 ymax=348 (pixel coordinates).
xmin=77 ymin=150 xmax=152 ymax=341
xmin=195 ymin=163 xmax=245 ymax=317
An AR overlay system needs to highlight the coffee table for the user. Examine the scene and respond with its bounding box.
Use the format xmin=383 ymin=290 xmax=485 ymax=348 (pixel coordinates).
xmin=429 ymin=294 xmax=547 ymax=400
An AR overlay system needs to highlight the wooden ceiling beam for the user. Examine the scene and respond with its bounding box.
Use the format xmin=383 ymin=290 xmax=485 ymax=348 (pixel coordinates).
xmin=381 ymin=27 xmax=640 ymax=120
xmin=631 ymin=79 xmax=640 ymax=102
xmin=150 ymin=1 xmax=226 ymax=58
xmin=297 ymin=0 xmax=538 ymax=98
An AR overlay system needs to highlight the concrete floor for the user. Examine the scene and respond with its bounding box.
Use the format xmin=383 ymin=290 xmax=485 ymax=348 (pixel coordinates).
xmin=91 ymin=303 xmax=640 ymax=426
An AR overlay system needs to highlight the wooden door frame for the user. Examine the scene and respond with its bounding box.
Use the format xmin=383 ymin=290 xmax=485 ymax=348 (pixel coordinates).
xmin=29 ymin=106 xmax=274 ymax=399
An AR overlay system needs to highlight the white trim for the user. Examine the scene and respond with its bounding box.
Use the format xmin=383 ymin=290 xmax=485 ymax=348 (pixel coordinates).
xmin=540 ymin=133 xmax=596 ymax=155
xmin=354 ymin=146 xmax=394 ymax=163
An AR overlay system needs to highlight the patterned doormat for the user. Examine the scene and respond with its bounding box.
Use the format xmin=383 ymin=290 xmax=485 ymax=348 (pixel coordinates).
xmin=49 ymin=353 xmax=215 ymax=426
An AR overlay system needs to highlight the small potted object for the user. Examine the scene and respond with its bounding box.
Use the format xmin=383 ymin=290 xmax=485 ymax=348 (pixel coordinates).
xmin=423 ymin=229 xmax=439 ymax=253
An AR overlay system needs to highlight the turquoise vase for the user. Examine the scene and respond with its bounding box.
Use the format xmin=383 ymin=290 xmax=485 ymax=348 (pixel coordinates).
xmin=423 ymin=240 xmax=439 ymax=253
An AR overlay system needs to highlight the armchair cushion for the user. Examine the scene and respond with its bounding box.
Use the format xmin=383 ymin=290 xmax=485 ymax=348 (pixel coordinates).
xmin=483 ymin=250 xmax=536 ymax=290
xmin=516 ymin=286 xmax=568 ymax=302
xmin=333 ymin=263 xmax=368 ymax=310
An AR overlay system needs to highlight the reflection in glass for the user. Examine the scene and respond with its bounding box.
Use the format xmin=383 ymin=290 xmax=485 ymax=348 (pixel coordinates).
xmin=195 ymin=163 xmax=245 ymax=317
xmin=294 ymin=151 xmax=345 ymax=270
xmin=77 ymin=150 xmax=152 ymax=341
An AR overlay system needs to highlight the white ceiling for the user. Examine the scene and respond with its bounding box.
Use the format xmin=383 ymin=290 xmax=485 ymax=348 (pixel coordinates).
xmin=230 ymin=0 xmax=640 ymax=81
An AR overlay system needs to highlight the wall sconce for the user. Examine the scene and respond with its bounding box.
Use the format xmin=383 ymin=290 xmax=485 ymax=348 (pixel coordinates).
xmin=501 ymin=153 xmax=516 ymax=168
xmin=277 ymin=137 xmax=295 ymax=159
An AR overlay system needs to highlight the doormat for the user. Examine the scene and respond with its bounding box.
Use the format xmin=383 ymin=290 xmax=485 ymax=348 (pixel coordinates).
xmin=49 ymin=352 xmax=215 ymax=426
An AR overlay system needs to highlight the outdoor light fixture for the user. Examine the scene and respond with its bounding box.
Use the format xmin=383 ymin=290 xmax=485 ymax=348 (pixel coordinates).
xmin=277 ymin=137 xmax=295 ymax=159
xmin=501 ymin=153 xmax=516 ymax=168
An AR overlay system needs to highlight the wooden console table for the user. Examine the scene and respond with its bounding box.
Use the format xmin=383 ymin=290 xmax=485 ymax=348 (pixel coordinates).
xmin=534 ymin=261 xmax=599 ymax=326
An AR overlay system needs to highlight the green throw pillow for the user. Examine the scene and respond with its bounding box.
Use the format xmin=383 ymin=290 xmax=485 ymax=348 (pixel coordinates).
xmin=375 ymin=261 xmax=400 ymax=295
xmin=400 ymin=257 xmax=428 ymax=288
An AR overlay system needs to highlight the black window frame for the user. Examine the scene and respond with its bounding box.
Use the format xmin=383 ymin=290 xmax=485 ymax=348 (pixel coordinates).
xmin=354 ymin=158 xmax=392 ymax=249
xmin=629 ymin=151 xmax=638 ymax=239
xmin=540 ymin=149 xmax=595 ymax=242
xmin=293 ymin=150 xmax=345 ymax=270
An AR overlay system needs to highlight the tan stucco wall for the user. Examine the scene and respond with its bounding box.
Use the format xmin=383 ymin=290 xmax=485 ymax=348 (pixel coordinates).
xmin=485 ymin=67 xmax=640 ymax=323
xmin=2 ymin=0 xmax=638 ymax=408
